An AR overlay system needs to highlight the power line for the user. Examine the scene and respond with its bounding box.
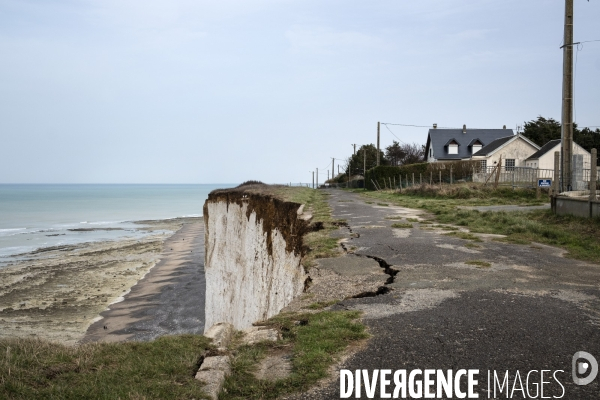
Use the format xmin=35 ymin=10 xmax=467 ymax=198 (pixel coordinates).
xmin=382 ymin=124 xmax=406 ymax=144
xmin=382 ymin=122 xmax=483 ymax=129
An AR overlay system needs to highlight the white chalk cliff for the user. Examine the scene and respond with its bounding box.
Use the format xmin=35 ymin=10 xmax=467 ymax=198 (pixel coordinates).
xmin=203 ymin=190 xmax=308 ymax=332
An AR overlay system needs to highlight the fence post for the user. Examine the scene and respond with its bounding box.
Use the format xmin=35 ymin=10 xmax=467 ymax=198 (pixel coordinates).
xmin=591 ymin=149 xmax=597 ymax=201
xmin=393 ymin=176 xmax=396 ymax=189
xmin=512 ymin=169 xmax=515 ymax=190
xmin=450 ymin=165 xmax=453 ymax=185
xmin=553 ymin=151 xmax=560 ymax=196
xmin=439 ymin=170 xmax=442 ymax=189
xmin=536 ymin=169 xmax=541 ymax=199
xmin=412 ymin=173 xmax=415 ymax=187
xmin=389 ymin=177 xmax=392 ymax=191
xmin=399 ymin=175 xmax=402 ymax=192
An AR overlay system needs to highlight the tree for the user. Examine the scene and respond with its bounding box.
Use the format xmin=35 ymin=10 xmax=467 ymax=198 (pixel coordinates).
xmin=400 ymin=143 xmax=425 ymax=165
xmin=384 ymin=141 xmax=424 ymax=166
xmin=522 ymin=116 xmax=561 ymax=147
xmin=523 ymin=116 xmax=600 ymax=164
xmin=385 ymin=141 xmax=405 ymax=166
xmin=345 ymin=144 xmax=388 ymax=176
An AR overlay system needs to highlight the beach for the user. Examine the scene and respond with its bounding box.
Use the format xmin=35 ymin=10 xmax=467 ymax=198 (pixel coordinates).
xmin=0 ymin=217 xmax=203 ymax=346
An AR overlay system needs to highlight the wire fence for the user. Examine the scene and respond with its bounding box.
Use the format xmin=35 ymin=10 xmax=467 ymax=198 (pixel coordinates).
xmin=324 ymin=166 xmax=600 ymax=194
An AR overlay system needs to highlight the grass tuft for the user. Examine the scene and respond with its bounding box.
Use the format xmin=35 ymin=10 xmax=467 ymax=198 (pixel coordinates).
xmin=465 ymin=260 xmax=492 ymax=268
xmin=444 ymin=231 xmax=483 ymax=242
xmin=391 ymin=223 xmax=413 ymax=229
xmin=221 ymin=311 xmax=368 ymax=399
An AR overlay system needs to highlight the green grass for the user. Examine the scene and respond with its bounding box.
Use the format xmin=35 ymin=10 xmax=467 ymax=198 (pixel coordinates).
xmin=307 ymin=300 xmax=340 ymax=310
xmin=0 ymin=335 xmax=212 ymax=399
xmin=433 ymin=225 xmax=459 ymax=231
xmin=376 ymin=203 xmax=389 ymax=206
xmin=221 ymin=311 xmax=368 ymax=399
xmin=391 ymin=223 xmax=413 ymax=229
xmin=465 ymin=260 xmax=492 ymax=268
xmin=359 ymin=185 xmax=600 ymax=263
xmin=406 ymin=218 xmax=419 ymax=223
xmin=275 ymin=187 xmax=341 ymax=269
xmin=444 ymin=231 xmax=483 ymax=242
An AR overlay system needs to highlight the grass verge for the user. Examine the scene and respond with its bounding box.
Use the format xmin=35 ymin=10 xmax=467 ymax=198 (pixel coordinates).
xmin=0 ymin=335 xmax=212 ymax=399
xmin=221 ymin=311 xmax=368 ymax=399
xmin=275 ymin=187 xmax=343 ymax=269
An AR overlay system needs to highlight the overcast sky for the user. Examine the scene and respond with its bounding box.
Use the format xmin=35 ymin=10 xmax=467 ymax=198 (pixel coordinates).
xmin=1 ymin=0 xmax=599 ymax=184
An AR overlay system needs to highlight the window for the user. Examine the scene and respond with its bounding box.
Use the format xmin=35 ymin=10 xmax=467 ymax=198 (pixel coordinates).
xmin=472 ymin=144 xmax=482 ymax=154
xmin=480 ymin=160 xmax=487 ymax=171
xmin=448 ymin=144 xmax=458 ymax=154
xmin=505 ymin=159 xmax=515 ymax=171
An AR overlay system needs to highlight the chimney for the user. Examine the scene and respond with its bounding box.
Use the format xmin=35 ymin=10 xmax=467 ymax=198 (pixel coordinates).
xmin=462 ymin=124 xmax=466 ymax=134
xmin=433 ymin=123 xmax=437 ymax=129
xmin=503 ymin=125 xmax=506 ymax=129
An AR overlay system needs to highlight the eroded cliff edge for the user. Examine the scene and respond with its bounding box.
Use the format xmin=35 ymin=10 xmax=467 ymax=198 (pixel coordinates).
xmin=203 ymin=184 xmax=310 ymax=331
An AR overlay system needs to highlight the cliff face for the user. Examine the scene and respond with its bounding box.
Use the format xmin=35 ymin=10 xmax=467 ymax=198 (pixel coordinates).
xmin=203 ymin=187 xmax=308 ymax=331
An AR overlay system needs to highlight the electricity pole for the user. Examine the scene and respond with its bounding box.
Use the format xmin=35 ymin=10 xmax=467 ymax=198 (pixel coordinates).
xmin=363 ymin=149 xmax=367 ymax=190
xmin=311 ymin=171 xmax=314 ymax=189
xmin=332 ymin=158 xmax=335 ymax=180
xmin=377 ymin=122 xmax=381 ymax=166
xmin=561 ymin=0 xmax=574 ymax=192
xmin=352 ymin=144 xmax=356 ymax=155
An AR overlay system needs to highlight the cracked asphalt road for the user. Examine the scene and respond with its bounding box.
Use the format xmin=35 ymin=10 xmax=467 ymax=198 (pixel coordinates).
xmin=289 ymin=189 xmax=600 ymax=399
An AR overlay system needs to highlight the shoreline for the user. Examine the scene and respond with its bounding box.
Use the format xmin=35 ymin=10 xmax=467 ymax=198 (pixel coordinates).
xmin=0 ymin=217 xmax=202 ymax=346
xmin=83 ymin=221 xmax=205 ymax=343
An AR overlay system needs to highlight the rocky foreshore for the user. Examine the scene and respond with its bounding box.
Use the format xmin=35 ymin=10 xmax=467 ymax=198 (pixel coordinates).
xmin=0 ymin=217 xmax=200 ymax=345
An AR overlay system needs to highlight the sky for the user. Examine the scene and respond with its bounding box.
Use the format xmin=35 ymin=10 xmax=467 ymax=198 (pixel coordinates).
xmin=1 ymin=0 xmax=599 ymax=184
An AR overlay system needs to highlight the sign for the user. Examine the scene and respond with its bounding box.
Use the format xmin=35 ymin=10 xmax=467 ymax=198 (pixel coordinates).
xmin=538 ymin=179 xmax=552 ymax=187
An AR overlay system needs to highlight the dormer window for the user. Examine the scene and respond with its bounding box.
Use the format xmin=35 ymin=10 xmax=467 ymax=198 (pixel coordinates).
xmin=444 ymin=138 xmax=460 ymax=155
xmin=468 ymin=139 xmax=484 ymax=154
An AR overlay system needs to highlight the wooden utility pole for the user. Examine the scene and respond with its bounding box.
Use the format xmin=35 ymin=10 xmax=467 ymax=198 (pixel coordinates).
xmin=590 ymin=149 xmax=597 ymax=201
xmin=377 ymin=122 xmax=381 ymax=166
xmin=332 ymin=158 xmax=335 ymax=180
xmin=561 ymin=0 xmax=574 ymax=192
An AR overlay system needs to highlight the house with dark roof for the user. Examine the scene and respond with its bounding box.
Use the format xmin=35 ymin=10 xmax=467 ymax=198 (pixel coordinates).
xmin=524 ymin=139 xmax=591 ymax=170
xmin=471 ymin=133 xmax=539 ymax=170
xmin=425 ymin=125 xmax=516 ymax=163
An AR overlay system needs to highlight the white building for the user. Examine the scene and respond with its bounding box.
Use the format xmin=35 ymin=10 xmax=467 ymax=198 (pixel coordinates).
xmin=471 ymin=134 xmax=540 ymax=170
xmin=524 ymin=139 xmax=591 ymax=170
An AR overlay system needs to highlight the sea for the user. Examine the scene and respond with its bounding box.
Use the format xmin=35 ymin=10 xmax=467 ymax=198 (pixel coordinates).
xmin=0 ymin=184 xmax=235 ymax=266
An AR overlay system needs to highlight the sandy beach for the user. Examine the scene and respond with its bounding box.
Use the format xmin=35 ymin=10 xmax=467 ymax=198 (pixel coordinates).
xmin=0 ymin=217 xmax=202 ymax=346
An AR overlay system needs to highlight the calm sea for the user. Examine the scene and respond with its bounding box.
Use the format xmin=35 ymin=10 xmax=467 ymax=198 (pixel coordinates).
xmin=0 ymin=184 xmax=234 ymax=266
